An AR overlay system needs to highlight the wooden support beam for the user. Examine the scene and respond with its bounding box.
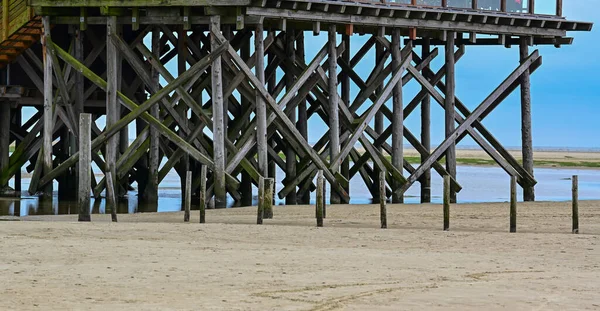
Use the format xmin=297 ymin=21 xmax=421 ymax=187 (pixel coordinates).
xmin=255 ymin=23 xmax=268 ymax=179
xmin=420 ymin=37 xmax=431 ymax=203
xmin=445 ymin=33 xmax=457 ymax=203
xmin=0 ymin=103 xmax=9 ymax=189
xmin=143 ymin=27 xmax=160 ymax=205
xmin=210 ymin=15 xmax=227 ymax=208
xmin=520 ymin=37 xmax=535 ymax=201
xmin=240 ymin=32 xmax=253 ymax=207
xmin=42 ymin=16 xmax=53 ymax=199
xmin=284 ymin=29 xmax=297 ymax=205
xmin=340 ymin=34 xmax=351 ymax=200
xmin=296 ymin=31 xmax=310 ymax=204
xmin=373 ymin=30 xmax=385 ymax=202
xmin=78 ymin=113 xmax=91 ymax=222
xmin=391 ymin=28 xmax=404 ymax=204
xmin=106 ymin=16 xmax=119 ymax=206
xmin=328 ymin=24 xmax=341 ymax=205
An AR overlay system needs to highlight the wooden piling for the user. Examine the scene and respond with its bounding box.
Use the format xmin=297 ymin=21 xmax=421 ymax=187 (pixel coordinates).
xmin=316 ymin=170 xmax=324 ymax=227
xmin=443 ymin=175 xmax=450 ymax=231
xmin=42 ymin=16 xmax=54 ymax=199
xmin=420 ymin=37 xmax=432 ymax=204
xmin=510 ymin=175 xmax=517 ymax=232
xmin=297 ymin=31 xmax=310 ymax=205
xmin=380 ymin=171 xmax=387 ymax=229
xmin=210 ymin=15 xmax=227 ymax=208
xmin=445 ymin=33 xmax=457 ymax=204
xmin=341 ymin=34 xmax=351 ymax=200
xmin=0 ymin=103 xmax=9 ymax=189
xmin=255 ymin=24 xmax=268 ymax=178
xmin=106 ymin=16 xmax=119 ymax=207
xmin=391 ymin=28 xmax=404 ymax=204
xmin=199 ymin=165 xmax=207 ymax=224
xmin=519 ymin=37 xmax=535 ymax=202
xmin=328 ymin=24 xmax=341 ymax=205
xmin=240 ymin=34 xmax=252 ymax=207
xmin=78 ymin=113 xmax=92 ymax=222
xmin=373 ymin=27 xmax=385 ymax=202
xmin=285 ymin=29 xmax=297 ymax=205
xmin=264 ymin=178 xmax=274 ymax=219
xmin=184 ymin=171 xmax=191 ymax=222
xmin=105 ymin=170 xmax=117 ymax=222
xmin=572 ymin=175 xmax=579 ymax=234
xmin=257 ymin=176 xmax=264 ymax=225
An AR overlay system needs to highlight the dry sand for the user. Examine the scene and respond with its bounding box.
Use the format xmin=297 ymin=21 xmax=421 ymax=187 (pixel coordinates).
xmin=1 ymin=201 xmax=600 ymax=310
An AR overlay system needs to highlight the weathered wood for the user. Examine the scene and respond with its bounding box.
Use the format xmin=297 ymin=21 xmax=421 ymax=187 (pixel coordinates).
xmin=240 ymin=33 xmax=252 ymax=207
xmin=391 ymin=28 xmax=404 ymax=204
xmin=255 ymin=23 xmax=268 ymax=178
xmin=296 ymin=31 xmax=310 ymax=204
xmin=143 ymin=27 xmax=160 ymax=205
xmin=510 ymin=175 xmax=517 ymax=232
xmin=373 ymin=30 xmax=384 ymax=202
xmin=0 ymin=104 xmax=9 ymax=189
xmin=572 ymin=175 xmax=578 ymax=234
xmin=264 ymin=178 xmax=274 ymax=219
xmin=42 ymin=16 xmax=53 ymax=199
xmin=257 ymin=176 xmax=264 ymax=224
xmin=443 ymin=174 xmax=450 ymax=231
xmin=380 ymin=170 xmax=387 ymax=229
xmin=520 ymin=37 xmax=535 ymax=202
xmin=420 ymin=37 xmax=431 ymax=203
xmin=184 ymin=171 xmax=191 ymax=222
xmin=340 ymin=33 xmax=351 ymax=200
xmin=445 ymin=33 xmax=457 ymax=204
xmin=328 ymin=24 xmax=341 ymax=205
xmin=106 ymin=16 xmax=119 ymax=208
xmin=316 ymin=170 xmax=324 ymax=227
xmin=105 ymin=170 xmax=118 ymax=222
xmin=284 ymin=29 xmax=297 ymax=205
xmin=199 ymin=165 xmax=207 ymax=223
xmin=78 ymin=113 xmax=91 ymax=222
xmin=211 ymin=15 xmax=227 ymax=209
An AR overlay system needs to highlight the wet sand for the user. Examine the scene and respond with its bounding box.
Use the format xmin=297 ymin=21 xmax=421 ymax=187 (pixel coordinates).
xmin=1 ymin=201 xmax=599 ymax=310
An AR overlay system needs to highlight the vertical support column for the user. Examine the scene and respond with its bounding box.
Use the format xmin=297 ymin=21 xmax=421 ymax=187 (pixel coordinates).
xmin=199 ymin=165 xmax=207 ymax=223
xmin=510 ymin=175 xmax=517 ymax=233
xmin=142 ymin=27 xmax=160 ymax=205
xmin=0 ymin=103 xmax=9 ymax=190
xmin=445 ymin=33 xmax=457 ymax=204
xmin=284 ymin=29 xmax=297 ymax=205
xmin=379 ymin=170 xmax=387 ymax=229
xmin=316 ymin=170 xmax=324 ymax=227
xmin=184 ymin=171 xmax=191 ymax=222
xmin=267 ymin=30 xmax=277 ymax=185
xmin=177 ymin=25 xmax=190 ymax=204
xmin=328 ymin=25 xmax=340 ymax=205
xmin=210 ymin=15 xmax=227 ymax=208
xmin=443 ymin=174 xmax=450 ymax=231
xmin=106 ymin=16 xmax=119 ymax=206
xmin=78 ymin=113 xmax=91 ymax=222
xmin=420 ymin=38 xmax=431 ymax=203
xmin=297 ymin=31 xmax=310 ymax=204
xmin=391 ymin=28 xmax=404 ymax=204
xmin=572 ymin=175 xmax=579 ymax=234
xmin=373 ymin=27 xmax=385 ymax=202
xmin=519 ymin=37 xmax=535 ymax=202
xmin=255 ymin=24 xmax=268 ymax=178
xmin=340 ymin=34 xmax=351 ymax=201
xmin=240 ymin=33 xmax=253 ymax=207
xmin=13 ymin=107 xmax=21 ymax=192
xmin=42 ymin=16 xmax=53 ymax=199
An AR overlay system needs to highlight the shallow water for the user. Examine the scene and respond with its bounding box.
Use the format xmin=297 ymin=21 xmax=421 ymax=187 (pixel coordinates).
xmin=1 ymin=165 xmax=599 ymax=216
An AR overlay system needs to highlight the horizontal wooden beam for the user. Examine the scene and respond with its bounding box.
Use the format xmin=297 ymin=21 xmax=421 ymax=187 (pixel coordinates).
xmin=31 ymin=0 xmax=250 ymax=7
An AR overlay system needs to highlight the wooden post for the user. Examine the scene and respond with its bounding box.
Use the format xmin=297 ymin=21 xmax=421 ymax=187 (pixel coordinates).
xmin=184 ymin=171 xmax=191 ymax=222
xmin=210 ymin=15 xmax=227 ymax=208
xmin=199 ymin=165 xmax=207 ymax=223
xmin=297 ymin=31 xmax=310 ymax=205
xmin=78 ymin=113 xmax=92 ymax=222
xmin=528 ymin=0 xmax=535 ymax=14
xmin=341 ymin=34 xmax=351 ymax=200
xmin=391 ymin=28 xmax=404 ymax=204
xmin=0 ymin=103 xmax=9 ymax=189
xmin=556 ymin=0 xmax=562 ymax=16
xmin=510 ymin=175 xmax=517 ymax=232
xmin=42 ymin=16 xmax=54 ymax=199
xmin=177 ymin=25 xmax=190 ymax=204
xmin=255 ymin=24 xmax=268 ymax=178
xmin=373 ymin=28 xmax=385 ymax=202
xmin=105 ymin=170 xmax=118 ymax=222
xmin=420 ymin=37 xmax=432 ymax=203
xmin=472 ymin=0 xmax=478 ymax=9
xmin=501 ymin=0 xmax=507 ymax=12
xmin=519 ymin=37 xmax=535 ymax=202
xmin=445 ymin=33 xmax=457 ymax=204
xmin=143 ymin=27 xmax=160 ymax=206
xmin=285 ymin=29 xmax=297 ymax=205
xmin=240 ymin=33 xmax=252 ymax=207
xmin=316 ymin=170 xmax=324 ymax=227
xmin=257 ymin=176 xmax=264 ymax=225
xmin=442 ymin=0 xmax=447 ymax=7
xmin=106 ymin=16 xmax=119 ymax=207
xmin=322 ymin=177 xmax=327 ymax=219
xmin=443 ymin=175 xmax=450 ymax=231
xmin=267 ymin=30 xmax=277 ymax=187
xmin=572 ymin=175 xmax=579 ymax=234
xmin=13 ymin=107 xmax=21 ymax=192
xmin=328 ymin=24 xmax=341 ymax=205
xmin=380 ymin=171 xmax=387 ymax=229
xmin=264 ymin=178 xmax=274 ymax=218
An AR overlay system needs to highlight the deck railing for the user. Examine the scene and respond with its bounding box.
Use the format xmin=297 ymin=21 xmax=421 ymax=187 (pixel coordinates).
xmin=1 ymin=0 xmax=33 ymax=41
xmin=388 ymin=0 xmax=563 ymax=16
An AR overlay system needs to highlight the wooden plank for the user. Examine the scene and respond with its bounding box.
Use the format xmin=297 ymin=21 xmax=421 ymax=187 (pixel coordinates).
xmin=30 ymin=0 xmax=250 ymax=6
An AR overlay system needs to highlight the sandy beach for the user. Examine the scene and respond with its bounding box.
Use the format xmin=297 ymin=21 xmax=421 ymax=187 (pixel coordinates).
xmin=1 ymin=201 xmax=599 ymax=310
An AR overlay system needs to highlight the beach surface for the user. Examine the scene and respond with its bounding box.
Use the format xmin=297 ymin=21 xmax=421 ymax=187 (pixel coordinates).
xmin=1 ymin=201 xmax=599 ymax=310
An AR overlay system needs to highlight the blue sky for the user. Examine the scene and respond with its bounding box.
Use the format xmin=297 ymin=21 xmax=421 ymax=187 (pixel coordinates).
xmin=297 ymin=1 xmax=599 ymax=149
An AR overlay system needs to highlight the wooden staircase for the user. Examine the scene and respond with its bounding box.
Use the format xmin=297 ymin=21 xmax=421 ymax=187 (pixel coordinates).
xmin=0 ymin=1 xmax=38 ymax=68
